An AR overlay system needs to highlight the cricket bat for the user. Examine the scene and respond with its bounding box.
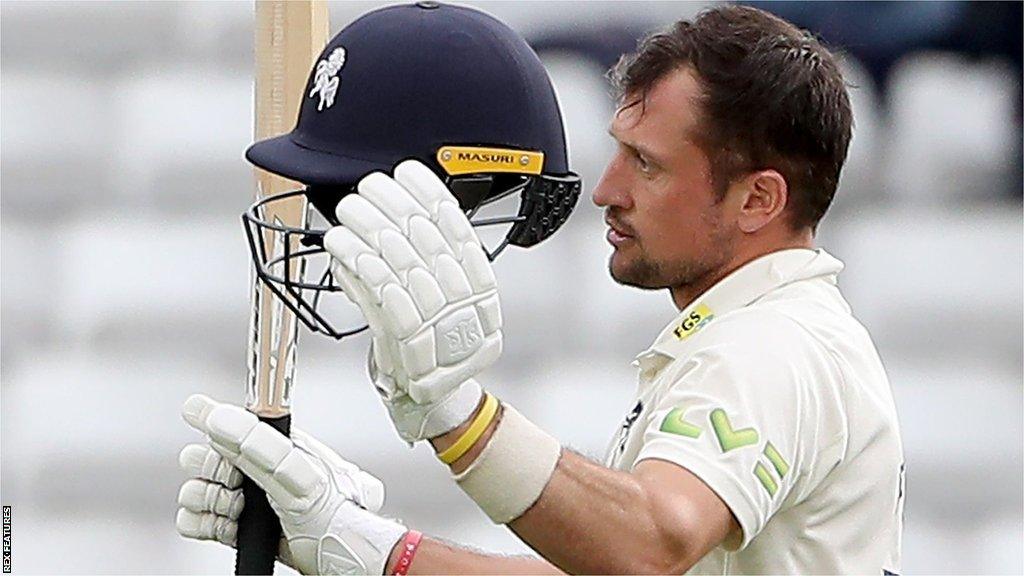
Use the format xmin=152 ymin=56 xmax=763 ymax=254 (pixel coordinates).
xmin=239 ymin=2 xmax=329 ymax=574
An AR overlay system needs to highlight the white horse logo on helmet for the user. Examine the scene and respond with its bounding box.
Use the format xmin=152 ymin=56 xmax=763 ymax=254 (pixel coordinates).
xmin=309 ymin=47 xmax=346 ymax=111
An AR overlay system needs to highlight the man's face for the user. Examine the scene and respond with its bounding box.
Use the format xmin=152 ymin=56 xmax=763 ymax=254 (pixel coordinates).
xmin=593 ymin=68 xmax=736 ymax=292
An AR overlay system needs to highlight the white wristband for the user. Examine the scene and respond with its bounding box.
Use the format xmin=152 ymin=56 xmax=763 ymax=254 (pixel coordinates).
xmin=453 ymin=403 xmax=562 ymax=524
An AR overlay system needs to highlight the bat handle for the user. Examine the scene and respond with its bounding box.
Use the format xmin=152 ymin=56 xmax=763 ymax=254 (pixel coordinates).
xmin=235 ymin=414 xmax=291 ymax=575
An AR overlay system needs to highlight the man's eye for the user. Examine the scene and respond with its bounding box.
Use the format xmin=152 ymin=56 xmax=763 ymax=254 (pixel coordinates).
xmin=635 ymin=153 xmax=652 ymax=173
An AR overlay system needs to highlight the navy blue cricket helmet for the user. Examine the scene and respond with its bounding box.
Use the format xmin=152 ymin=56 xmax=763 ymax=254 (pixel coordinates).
xmin=243 ymin=1 xmax=582 ymax=338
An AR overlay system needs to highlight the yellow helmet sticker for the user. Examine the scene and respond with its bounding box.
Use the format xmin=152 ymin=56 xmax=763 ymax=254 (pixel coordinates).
xmin=436 ymin=146 xmax=544 ymax=176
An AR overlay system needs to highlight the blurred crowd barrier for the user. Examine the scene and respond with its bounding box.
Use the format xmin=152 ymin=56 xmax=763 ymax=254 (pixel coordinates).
xmin=2 ymin=1 xmax=1021 ymax=573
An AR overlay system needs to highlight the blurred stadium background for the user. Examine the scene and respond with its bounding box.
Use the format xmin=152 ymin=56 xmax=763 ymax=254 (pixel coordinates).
xmin=1 ymin=1 xmax=1021 ymax=573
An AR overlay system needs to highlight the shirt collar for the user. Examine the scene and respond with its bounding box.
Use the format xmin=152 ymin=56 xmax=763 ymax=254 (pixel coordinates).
xmin=634 ymin=248 xmax=844 ymax=371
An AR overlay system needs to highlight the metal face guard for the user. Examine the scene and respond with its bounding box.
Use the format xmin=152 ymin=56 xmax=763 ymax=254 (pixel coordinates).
xmin=242 ymin=190 xmax=366 ymax=340
xmin=242 ymin=172 xmax=582 ymax=339
xmin=506 ymin=172 xmax=582 ymax=249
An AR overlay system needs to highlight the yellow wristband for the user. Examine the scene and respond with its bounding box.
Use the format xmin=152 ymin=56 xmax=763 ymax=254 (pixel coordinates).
xmin=437 ymin=394 xmax=499 ymax=465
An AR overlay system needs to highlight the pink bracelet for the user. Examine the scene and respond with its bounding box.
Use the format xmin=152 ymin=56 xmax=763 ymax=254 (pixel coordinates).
xmin=392 ymin=530 xmax=423 ymax=576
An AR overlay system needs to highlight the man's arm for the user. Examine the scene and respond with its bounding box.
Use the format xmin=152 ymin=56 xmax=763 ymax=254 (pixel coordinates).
xmin=176 ymin=395 xmax=735 ymax=575
xmin=400 ymin=402 xmax=739 ymax=575
xmin=511 ymin=454 xmax=737 ymax=574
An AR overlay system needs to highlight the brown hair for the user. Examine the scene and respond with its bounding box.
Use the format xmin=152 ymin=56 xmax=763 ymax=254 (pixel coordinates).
xmin=610 ymin=5 xmax=853 ymax=231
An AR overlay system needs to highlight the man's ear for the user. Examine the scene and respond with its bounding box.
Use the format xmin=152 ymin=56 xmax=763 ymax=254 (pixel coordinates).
xmin=735 ymin=170 xmax=788 ymax=233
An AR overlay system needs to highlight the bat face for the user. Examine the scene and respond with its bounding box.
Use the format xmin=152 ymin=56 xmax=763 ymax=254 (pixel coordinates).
xmin=247 ymin=0 xmax=329 ymax=419
xmin=236 ymin=3 xmax=329 ymax=575
xmin=245 ymin=191 xmax=305 ymax=418
xmin=246 ymin=181 xmax=306 ymax=418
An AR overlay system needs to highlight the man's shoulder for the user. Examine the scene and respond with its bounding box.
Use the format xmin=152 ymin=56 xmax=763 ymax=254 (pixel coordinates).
xmin=657 ymin=304 xmax=844 ymax=399
xmin=709 ymin=277 xmax=870 ymax=357
xmin=652 ymin=273 xmax=874 ymax=392
xmin=689 ymin=304 xmax=822 ymax=355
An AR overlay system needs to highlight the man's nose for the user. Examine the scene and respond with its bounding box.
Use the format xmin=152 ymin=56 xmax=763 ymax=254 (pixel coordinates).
xmin=592 ymin=155 xmax=633 ymax=210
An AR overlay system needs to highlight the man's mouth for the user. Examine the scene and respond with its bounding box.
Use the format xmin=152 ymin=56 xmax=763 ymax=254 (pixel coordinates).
xmin=605 ymin=215 xmax=635 ymax=246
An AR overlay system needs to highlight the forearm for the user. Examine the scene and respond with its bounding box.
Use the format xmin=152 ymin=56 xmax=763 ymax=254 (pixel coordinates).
xmin=430 ymin=402 xmax=701 ymax=574
xmin=384 ymin=536 xmax=564 ymax=575
xmin=509 ymin=451 xmax=689 ymax=574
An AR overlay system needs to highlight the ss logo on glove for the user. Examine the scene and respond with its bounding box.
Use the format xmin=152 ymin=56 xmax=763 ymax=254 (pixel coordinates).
xmin=441 ymin=312 xmax=484 ymax=360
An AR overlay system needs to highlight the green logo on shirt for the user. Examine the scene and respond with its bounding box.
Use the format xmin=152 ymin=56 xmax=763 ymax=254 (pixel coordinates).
xmin=658 ymin=405 xmax=791 ymax=499
xmin=763 ymin=442 xmax=790 ymax=478
xmin=753 ymin=462 xmax=779 ymax=496
xmin=659 ymin=407 xmax=702 ymax=438
xmin=710 ymin=409 xmax=760 ymax=452
xmin=754 ymin=443 xmax=791 ymax=497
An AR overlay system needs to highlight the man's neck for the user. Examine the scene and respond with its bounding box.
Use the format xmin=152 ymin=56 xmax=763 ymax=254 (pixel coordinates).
xmin=670 ymin=234 xmax=814 ymax=311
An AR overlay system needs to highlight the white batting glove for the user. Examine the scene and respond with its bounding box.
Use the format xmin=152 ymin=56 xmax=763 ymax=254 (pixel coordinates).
xmin=177 ymin=394 xmax=406 ymax=575
xmin=324 ymin=160 xmax=501 ymax=441
xmin=175 ymin=442 xmax=297 ymax=569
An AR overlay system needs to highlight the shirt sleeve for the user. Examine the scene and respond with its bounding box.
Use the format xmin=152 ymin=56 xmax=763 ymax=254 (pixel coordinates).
xmin=633 ymin=309 xmax=848 ymax=550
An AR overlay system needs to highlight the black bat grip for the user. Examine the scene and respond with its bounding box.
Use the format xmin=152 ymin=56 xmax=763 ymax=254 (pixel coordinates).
xmin=235 ymin=414 xmax=291 ymax=575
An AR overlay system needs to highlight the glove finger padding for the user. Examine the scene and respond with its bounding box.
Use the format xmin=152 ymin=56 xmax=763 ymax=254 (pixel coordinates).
xmin=176 ymin=508 xmax=237 ymax=545
xmin=333 ymin=191 xmax=402 ymax=249
xmin=325 ymin=227 xmax=391 ymax=312
xmin=358 ymin=167 xmax=461 ymax=274
xmin=178 ymin=443 xmax=243 ymax=488
xmin=392 ymin=160 xmax=454 ymax=217
xmin=178 ymin=478 xmax=244 ymax=518
xmin=183 ymin=395 xmax=328 ymax=513
xmin=392 ymin=159 xmax=485 ymax=259
xmin=175 ymin=508 xmax=293 ymax=569
xmin=407 ymin=216 xmax=457 ymax=272
xmin=434 ymin=201 xmax=481 ymax=261
xmin=358 ymin=171 xmax=433 ymax=236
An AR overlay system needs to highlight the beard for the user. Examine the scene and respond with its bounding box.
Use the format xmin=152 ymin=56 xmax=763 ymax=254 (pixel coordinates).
xmin=608 ymin=217 xmax=734 ymax=292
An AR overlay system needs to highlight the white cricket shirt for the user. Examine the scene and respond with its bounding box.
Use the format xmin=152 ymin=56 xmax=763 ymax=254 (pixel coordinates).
xmin=605 ymin=248 xmax=904 ymax=574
